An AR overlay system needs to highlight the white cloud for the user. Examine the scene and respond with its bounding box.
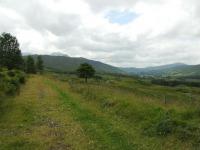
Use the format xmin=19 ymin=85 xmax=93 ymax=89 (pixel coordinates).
xmin=0 ymin=0 xmax=200 ymax=67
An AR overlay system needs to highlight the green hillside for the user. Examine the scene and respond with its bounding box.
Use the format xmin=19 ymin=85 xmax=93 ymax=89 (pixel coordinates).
xmin=25 ymin=55 xmax=200 ymax=77
xmin=166 ymin=65 xmax=200 ymax=77
xmin=29 ymin=55 xmax=124 ymax=74
xmin=122 ymin=63 xmax=200 ymax=77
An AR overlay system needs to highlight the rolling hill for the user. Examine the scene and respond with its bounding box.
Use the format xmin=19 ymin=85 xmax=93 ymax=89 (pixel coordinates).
xmin=121 ymin=63 xmax=187 ymax=75
xmin=121 ymin=63 xmax=200 ymax=77
xmin=25 ymin=54 xmax=200 ymax=77
xmin=29 ymin=55 xmax=124 ymax=74
xmin=167 ymin=64 xmax=200 ymax=77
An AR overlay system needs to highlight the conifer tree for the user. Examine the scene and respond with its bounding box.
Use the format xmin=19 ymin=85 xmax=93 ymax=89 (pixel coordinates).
xmin=26 ymin=56 xmax=36 ymax=74
xmin=0 ymin=33 xmax=23 ymax=70
xmin=36 ymin=56 xmax=44 ymax=73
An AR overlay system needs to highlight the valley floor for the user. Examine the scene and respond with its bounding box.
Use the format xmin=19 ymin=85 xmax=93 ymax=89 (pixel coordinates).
xmin=0 ymin=75 xmax=198 ymax=150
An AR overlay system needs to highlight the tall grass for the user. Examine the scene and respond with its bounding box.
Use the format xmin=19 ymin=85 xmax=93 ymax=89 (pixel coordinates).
xmin=54 ymin=73 xmax=200 ymax=148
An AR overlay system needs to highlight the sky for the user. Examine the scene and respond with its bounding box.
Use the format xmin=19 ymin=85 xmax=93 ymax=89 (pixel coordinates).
xmin=0 ymin=0 xmax=200 ymax=67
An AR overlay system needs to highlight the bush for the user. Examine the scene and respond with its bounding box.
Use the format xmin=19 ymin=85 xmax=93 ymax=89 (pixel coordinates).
xmin=0 ymin=72 xmax=5 ymax=79
xmin=176 ymin=126 xmax=196 ymax=141
xmin=0 ymin=69 xmax=26 ymax=96
xmin=7 ymin=70 xmax=16 ymax=77
xmin=10 ymin=77 xmax=20 ymax=87
xmin=155 ymin=118 xmax=177 ymax=136
xmin=18 ymin=75 xmax=26 ymax=84
xmin=5 ymin=82 xmax=18 ymax=95
xmin=94 ymin=75 xmax=103 ymax=81
xmin=16 ymin=72 xmax=26 ymax=84
xmin=143 ymin=109 xmax=200 ymax=146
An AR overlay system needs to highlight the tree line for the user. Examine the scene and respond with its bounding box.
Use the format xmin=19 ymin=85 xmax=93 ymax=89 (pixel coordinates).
xmin=25 ymin=55 xmax=43 ymax=74
xmin=0 ymin=32 xmax=97 ymax=82
xmin=0 ymin=32 xmax=43 ymax=74
xmin=151 ymin=78 xmax=200 ymax=87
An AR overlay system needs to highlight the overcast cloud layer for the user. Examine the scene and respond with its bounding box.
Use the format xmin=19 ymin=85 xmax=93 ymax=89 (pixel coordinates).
xmin=0 ymin=0 xmax=200 ymax=67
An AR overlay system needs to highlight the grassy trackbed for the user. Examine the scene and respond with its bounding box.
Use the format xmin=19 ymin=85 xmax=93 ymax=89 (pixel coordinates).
xmin=0 ymin=75 xmax=92 ymax=150
xmin=0 ymin=75 xmax=199 ymax=150
xmin=46 ymin=79 xmax=137 ymax=150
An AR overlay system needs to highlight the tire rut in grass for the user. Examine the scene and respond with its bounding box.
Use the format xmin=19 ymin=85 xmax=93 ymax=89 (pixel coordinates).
xmin=46 ymin=79 xmax=137 ymax=150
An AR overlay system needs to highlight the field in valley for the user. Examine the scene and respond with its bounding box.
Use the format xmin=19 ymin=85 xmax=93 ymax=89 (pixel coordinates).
xmin=0 ymin=74 xmax=200 ymax=150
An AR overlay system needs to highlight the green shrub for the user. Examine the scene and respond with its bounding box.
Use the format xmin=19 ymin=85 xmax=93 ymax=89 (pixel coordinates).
xmin=155 ymin=118 xmax=177 ymax=136
xmin=7 ymin=70 xmax=16 ymax=77
xmin=19 ymin=75 xmax=26 ymax=84
xmin=4 ymin=82 xmax=18 ymax=95
xmin=0 ymin=69 xmax=26 ymax=96
xmin=16 ymin=72 xmax=26 ymax=84
xmin=143 ymin=109 xmax=180 ymax=134
xmin=180 ymin=109 xmax=200 ymax=120
xmin=176 ymin=126 xmax=196 ymax=141
xmin=0 ymin=72 xmax=5 ymax=79
xmin=143 ymin=109 xmax=200 ymax=146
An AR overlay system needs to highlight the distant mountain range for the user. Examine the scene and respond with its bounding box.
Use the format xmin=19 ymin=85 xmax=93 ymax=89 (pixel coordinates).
xmin=121 ymin=63 xmax=187 ymax=76
xmin=25 ymin=53 xmax=200 ymax=77
xmin=121 ymin=63 xmax=200 ymax=77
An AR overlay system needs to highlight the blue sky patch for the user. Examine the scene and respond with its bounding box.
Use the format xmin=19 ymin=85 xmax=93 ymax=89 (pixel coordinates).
xmin=105 ymin=10 xmax=138 ymax=25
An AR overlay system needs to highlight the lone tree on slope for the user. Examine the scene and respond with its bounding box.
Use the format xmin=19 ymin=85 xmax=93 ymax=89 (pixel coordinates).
xmin=77 ymin=63 xmax=95 ymax=83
